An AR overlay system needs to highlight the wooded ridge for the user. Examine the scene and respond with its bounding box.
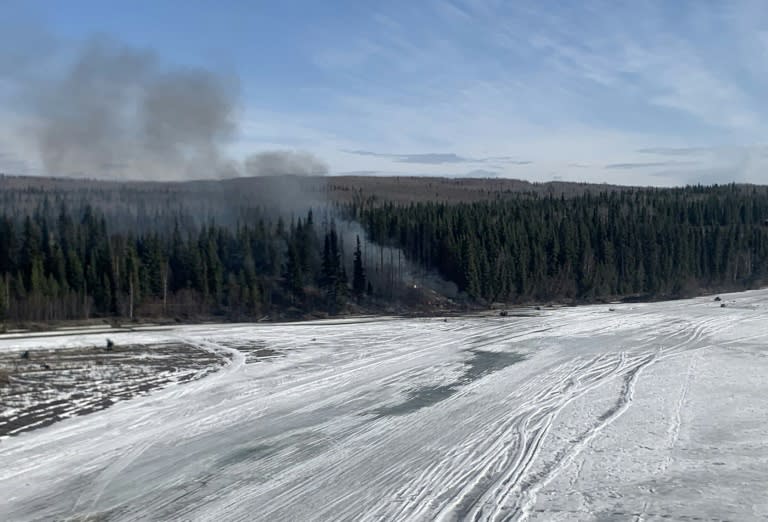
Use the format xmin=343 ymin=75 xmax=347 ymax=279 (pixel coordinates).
xmin=1 ymin=176 xmax=767 ymax=324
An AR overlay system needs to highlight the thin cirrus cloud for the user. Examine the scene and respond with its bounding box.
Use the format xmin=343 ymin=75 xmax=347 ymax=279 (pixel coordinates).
xmin=605 ymin=161 xmax=699 ymax=170
xmin=333 ymin=168 xmax=505 ymax=178
xmin=636 ymin=147 xmax=716 ymax=156
xmin=342 ymin=149 xmax=531 ymax=165
xmin=309 ymin=1 xmax=768 ymax=185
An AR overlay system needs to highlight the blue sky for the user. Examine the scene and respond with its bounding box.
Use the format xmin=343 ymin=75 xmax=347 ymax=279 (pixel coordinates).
xmin=2 ymin=0 xmax=768 ymax=185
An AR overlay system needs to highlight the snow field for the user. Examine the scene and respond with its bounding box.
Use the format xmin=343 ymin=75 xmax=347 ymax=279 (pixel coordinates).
xmin=0 ymin=290 xmax=767 ymax=520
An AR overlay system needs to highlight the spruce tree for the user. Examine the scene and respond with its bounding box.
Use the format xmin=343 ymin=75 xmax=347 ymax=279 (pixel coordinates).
xmin=352 ymin=235 xmax=366 ymax=296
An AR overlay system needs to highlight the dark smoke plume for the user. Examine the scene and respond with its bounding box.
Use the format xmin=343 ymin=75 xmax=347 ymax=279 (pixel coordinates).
xmin=1 ymin=31 xmax=327 ymax=181
xmin=27 ymin=37 xmax=237 ymax=180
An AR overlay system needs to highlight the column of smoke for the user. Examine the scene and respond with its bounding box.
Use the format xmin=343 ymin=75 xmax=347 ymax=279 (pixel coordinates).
xmin=5 ymin=34 xmax=328 ymax=185
xmin=331 ymin=218 xmax=459 ymax=301
xmin=242 ymin=154 xmax=329 ymax=215
xmin=5 ymin=29 xmax=458 ymax=301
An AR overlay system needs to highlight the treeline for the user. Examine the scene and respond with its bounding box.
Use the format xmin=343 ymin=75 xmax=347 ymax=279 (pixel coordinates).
xmin=351 ymin=184 xmax=768 ymax=303
xmin=0 ymin=205 xmax=373 ymax=323
xmin=5 ymin=182 xmax=768 ymax=323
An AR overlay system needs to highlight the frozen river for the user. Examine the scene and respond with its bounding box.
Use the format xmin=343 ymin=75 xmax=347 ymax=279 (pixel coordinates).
xmin=1 ymin=290 xmax=768 ymax=521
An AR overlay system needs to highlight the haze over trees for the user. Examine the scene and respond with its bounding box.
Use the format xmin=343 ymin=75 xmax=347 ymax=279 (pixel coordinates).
xmin=0 ymin=203 xmax=366 ymax=322
xmin=2 ymin=177 xmax=768 ymax=324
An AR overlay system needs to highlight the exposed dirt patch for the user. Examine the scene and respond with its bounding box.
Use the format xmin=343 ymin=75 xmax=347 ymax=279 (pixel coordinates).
xmin=0 ymin=343 xmax=227 ymax=438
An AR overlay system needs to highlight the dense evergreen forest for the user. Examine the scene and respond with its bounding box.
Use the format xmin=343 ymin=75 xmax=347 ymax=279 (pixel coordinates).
xmin=0 ymin=203 xmax=381 ymax=323
xmin=2 ymin=179 xmax=768 ymax=324
xmin=351 ymin=184 xmax=768 ymax=303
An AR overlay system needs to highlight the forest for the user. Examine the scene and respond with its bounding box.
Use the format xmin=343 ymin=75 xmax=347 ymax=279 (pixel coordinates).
xmin=0 ymin=205 xmax=373 ymax=323
xmin=353 ymin=183 xmax=768 ymax=302
xmin=2 ymin=179 xmax=768 ymax=324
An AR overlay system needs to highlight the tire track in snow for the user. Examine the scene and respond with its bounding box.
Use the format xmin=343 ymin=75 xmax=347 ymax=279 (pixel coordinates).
xmin=7 ymin=294 xmax=767 ymax=522
xmin=69 ymin=336 xmax=244 ymax=514
xmin=462 ymin=353 xmax=658 ymax=522
xmin=298 ymin=312 xmax=673 ymax=521
xmin=131 ymin=312 xmax=710 ymax=520
xmin=389 ymin=310 xmax=712 ymax=521
xmin=510 ymin=311 xmax=719 ymax=520
xmin=524 ymin=351 xmax=655 ymax=519
xmin=361 ymin=352 xmax=654 ymax=521
xmin=669 ymin=353 xmax=695 ymax=448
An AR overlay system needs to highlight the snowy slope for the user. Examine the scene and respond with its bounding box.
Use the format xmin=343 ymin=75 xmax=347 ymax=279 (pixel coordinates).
xmin=1 ymin=291 xmax=767 ymax=521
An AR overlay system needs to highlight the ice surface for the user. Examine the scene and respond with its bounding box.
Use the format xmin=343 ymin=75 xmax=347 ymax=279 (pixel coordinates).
xmin=1 ymin=291 xmax=767 ymax=520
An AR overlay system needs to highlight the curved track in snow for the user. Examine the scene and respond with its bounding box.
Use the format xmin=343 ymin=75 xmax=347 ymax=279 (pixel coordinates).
xmin=1 ymin=290 xmax=768 ymax=521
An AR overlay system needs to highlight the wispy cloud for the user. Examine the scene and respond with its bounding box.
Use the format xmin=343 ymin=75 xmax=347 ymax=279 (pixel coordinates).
xmin=4 ymin=1 xmax=768 ymax=186
xmin=293 ymin=1 xmax=768 ymax=185
xmin=343 ymin=149 xmax=531 ymax=165
xmin=605 ymin=161 xmax=698 ymax=169
xmin=344 ymin=150 xmax=473 ymax=163
xmin=637 ymin=147 xmax=715 ymax=156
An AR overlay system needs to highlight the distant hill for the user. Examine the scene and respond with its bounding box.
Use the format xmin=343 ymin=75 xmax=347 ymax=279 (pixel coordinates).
xmin=324 ymin=175 xmax=637 ymax=204
xmin=0 ymin=173 xmax=638 ymax=212
xmin=2 ymin=172 xmax=764 ymax=230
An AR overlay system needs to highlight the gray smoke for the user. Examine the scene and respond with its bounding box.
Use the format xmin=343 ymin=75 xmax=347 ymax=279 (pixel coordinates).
xmin=2 ymin=32 xmax=328 ymax=181
xmin=335 ymin=219 xmax=459 ymax=300
xmin=27 ymin=37 xmax=237 ymax=180
xmin=239 ymin=151 xmax=329 ymax=213
xmin=245 ymin=150 xmax=328 ymax=177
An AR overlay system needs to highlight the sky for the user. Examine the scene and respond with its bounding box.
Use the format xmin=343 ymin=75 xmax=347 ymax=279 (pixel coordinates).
xmin=2 ymin=0 xmax=768 ymax=186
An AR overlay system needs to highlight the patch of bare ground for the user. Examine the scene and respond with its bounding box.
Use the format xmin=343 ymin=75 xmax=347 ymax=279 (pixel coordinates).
xmin=0 ymin=342 xmax=227 ymax=438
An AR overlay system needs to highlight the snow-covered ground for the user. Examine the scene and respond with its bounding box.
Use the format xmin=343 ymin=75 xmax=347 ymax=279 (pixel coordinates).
xmin=1 ymin=290 xmax=767 ymax=521
xmin=0 ymin=339 xmax=227 ymax=438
